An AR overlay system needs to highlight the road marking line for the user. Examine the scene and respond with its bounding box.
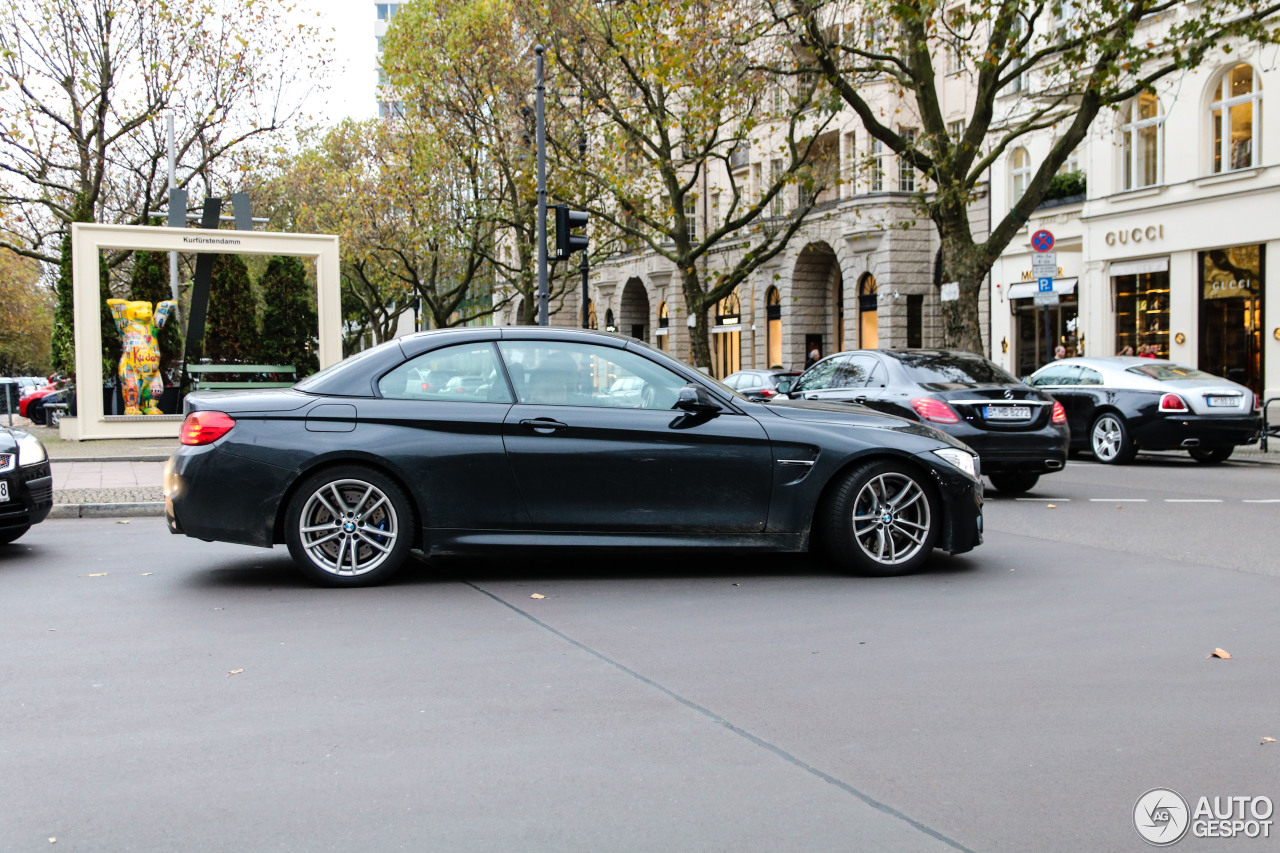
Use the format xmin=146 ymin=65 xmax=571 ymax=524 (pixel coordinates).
xmin=1089 ymin=498 xmax=1147 ymax=502
xmin=1015 ymin=498 xmax=1071 ymax=502
xmin=1242 ymin=499 xmax=1280 ymax=503
xmin=1164 ymin=499 xmax=1223 ymax=503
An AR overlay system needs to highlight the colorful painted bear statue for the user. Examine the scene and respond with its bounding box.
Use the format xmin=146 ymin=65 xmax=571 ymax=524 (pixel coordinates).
xmin=107 ymin=299 xmax=177 ymax=415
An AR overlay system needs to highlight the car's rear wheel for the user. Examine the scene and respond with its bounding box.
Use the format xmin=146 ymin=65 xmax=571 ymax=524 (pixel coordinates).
xmin=284 ymin=466 xmax=414 ymax=587
xmin=988 ymin=472 xmax=1040 ymax=494
xmin=822 ymin=460 xmax=939 ymax=576
xmin=1090 ymin=413 xmax=1136 ymax=464
xmin=1189 ymin=445 xmax=1233 ymax=464
xmin=0 ymin=525 xmax=30 ymax=545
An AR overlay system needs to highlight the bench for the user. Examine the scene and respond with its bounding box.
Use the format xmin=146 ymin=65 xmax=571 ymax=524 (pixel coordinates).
xmin=187 ymin=364 xmax=297 ymax=391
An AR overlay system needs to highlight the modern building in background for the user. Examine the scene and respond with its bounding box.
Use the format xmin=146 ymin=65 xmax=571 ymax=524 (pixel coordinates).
xmin=374 ymin=3 xmax=403 ymax=119
xmin=989 ymin=50 xmax=1278 ymax=402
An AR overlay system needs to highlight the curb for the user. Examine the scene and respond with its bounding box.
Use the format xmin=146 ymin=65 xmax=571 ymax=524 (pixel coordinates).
xmin=49 ymin=502 xmax=165 ymax=519
xmin=47 ymin=455 xmax=171 ymax=464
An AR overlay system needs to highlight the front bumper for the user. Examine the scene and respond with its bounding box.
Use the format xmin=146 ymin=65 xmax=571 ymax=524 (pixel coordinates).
xmin=1132 ymin=414 xmax=1262 ymax=450
xmin=0 ymin=461 xmax=53 ymax=532
xmin=928 ymin=461 xmax=983 ymax=555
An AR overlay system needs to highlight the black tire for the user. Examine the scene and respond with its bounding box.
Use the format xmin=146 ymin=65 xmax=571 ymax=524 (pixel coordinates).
xmin=1090 ymin=412 xmax=1137 ymax=464
xmin=822 ymin=459 xmax=940 ymax=577
xmin=284 ymin=465 xmax=415 ymax=587
xmin=1189 ymin=445 xmax=1233 ymax=464
xmin=988 ymin=472 xmax=1040 ymax=495
xmin=0 ymin=525 xmax=30 ymax=545
xmin=28 ymin=399 xmax=46 ymax=426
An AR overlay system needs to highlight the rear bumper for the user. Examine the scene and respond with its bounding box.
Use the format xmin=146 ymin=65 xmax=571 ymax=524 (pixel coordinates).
xmin=165 ymin=448 xmax=292 ymax=548
xmin=1132 ymin=414 xmax=1262 ymax=450
xmin=945 ymin=425 xmax=1070 ymax=474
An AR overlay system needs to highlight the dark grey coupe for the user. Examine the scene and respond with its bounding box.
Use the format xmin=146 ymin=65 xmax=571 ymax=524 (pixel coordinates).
xmin=165 ymin=328 xmax=983 ymax=586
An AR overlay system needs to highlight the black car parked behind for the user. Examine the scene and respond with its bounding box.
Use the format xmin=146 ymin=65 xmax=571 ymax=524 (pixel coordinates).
xmin=782 ymin=349 xmax=1069 ymax=494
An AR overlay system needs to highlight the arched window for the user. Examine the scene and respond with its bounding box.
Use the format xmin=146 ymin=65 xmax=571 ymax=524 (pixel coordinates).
xmin=586 ymin=299 xmax=598 ymax=330
xmin=715 ymin=290 xmax=741 ymax=325
xmin=1010 ymin=148 xmax=1031 ymax=207
xmin=1211 ymin=63 xmax=1260 ymax=173
xmin=765 ymin=286 xmax=782 ymax=368
xmin=656 ymin=301 xmax=669 ymax=351
xmin=712 ymin=289 xmax=742 ymax=379
xmin=1121 ymin=92 xmax=1163 ymax=189
xmin=604 ymin=308 xmax=616 ymax=332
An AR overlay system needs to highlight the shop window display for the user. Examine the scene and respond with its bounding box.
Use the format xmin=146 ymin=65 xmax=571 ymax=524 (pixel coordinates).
xmin=1113 ymin=271 xmax=1170 ymax=358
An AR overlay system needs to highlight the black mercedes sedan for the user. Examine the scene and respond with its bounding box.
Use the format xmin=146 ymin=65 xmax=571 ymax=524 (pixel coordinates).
xmin=781 ymin=349 xmax=1069 ymax=494
xmin=1027 ymin=357 xmax=1262 ymax=464
xmin=0 ymin=425 xmax=53 ymax=544
xmin=165 ymin=328 xmax=983 ymax=586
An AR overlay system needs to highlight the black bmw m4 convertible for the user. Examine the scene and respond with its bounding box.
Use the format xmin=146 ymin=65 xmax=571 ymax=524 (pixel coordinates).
xmin=166 ymin=327 xmax=983 ymax=586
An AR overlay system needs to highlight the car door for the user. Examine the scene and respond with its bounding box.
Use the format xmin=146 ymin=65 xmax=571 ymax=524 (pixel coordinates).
xmin=792 ymin=355 xmax=850 ymax=401
xmin=497 ymin=339 xmax=773 ymax=533
xmin=1028 ymin=364 xmax=1091 ymax=435
xmin=368 ymin=341 xmax=530 ymax=531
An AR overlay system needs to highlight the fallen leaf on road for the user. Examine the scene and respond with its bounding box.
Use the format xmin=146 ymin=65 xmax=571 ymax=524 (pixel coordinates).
xmin=1208 ymin=648 xmax=1232 ymax=659
xmin=140 ymin=573 xmax=152 ymax=576
xmin=1046 ymin=504 xmax=1057 ymax=509
xmin=83 ymin=573 xmax=107 ymax=577
xmin=1263 ymin=737 xmax=1275 ymax=745
xmin=227 ymin=669 xmax=244 ymax=677
xmin=732 ymin=583 xmax=740 ymax=586
xmin=116 ymin=520 xmax=130 ymax=524
xmin=530 ymin=593 xmax=545 ymax=599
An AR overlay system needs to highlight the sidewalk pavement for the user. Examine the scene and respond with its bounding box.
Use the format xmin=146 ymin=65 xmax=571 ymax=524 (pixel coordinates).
xmin=6 ymin=412 xmax=1280 ymax=521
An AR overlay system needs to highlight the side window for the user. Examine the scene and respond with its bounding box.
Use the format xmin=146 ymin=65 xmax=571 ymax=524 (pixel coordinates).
xmin=1029 ymin=365 xmax=1081 ymax=387
xmin=794 ymin=356 xmax=846 ymax=392
xmin=498 ymin=341 xmax=688 ymax=409
xmin=378 ymin=343 xmax=512 ymax=402
xmin=723 ymin=374 xmax=743 ymax=390
xmin=864 ymin=358 xmax=887 ymax=387
xmin=1077 ymin=367 xmax=1104 ymax=386
xmin=833 ymin=355 xmax=879 ymax=388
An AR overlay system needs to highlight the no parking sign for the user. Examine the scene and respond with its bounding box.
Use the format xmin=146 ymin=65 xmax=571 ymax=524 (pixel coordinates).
xmin=1031 ymin=229 xmax=1055 ymax=252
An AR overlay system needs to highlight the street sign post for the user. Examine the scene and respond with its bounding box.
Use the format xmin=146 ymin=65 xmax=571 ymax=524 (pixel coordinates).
xmin=1031 ymin=230 xmax=1059 ymax=366
xmin=1031 ymin=229 xmax=1055 ymax=252
xmin=1037 ymin=276 xmax=1055 ymax=293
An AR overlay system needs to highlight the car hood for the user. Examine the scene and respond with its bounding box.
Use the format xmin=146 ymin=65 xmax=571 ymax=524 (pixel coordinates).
xmin=762 ymin=398 xmax=969 ymax=448
xmin=0 ymin=427 xmax=18 ymax=455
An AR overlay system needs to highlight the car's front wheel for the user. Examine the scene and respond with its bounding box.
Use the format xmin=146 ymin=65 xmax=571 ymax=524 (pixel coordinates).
xmin=284 ymin=466 xmax=415 ymax=587
xmin=822 ymin=460 xmax=940 ymax=576
xmin=1189 ymin=445 xmax=1233 ymax=464
xmin=988 ymin=472 xmax=1040 ymax=494
xmin=0 ymin=525 xmax=30 ymax=545
xmin=1090 ymin=413 xmax=1136 ymax=464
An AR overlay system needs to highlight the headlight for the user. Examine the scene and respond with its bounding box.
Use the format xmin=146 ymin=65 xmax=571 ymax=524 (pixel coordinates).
xmin=932 ymin=447 xmax=977 ymax=479
xmin=16 ymin=432 xmax=47 ymax=466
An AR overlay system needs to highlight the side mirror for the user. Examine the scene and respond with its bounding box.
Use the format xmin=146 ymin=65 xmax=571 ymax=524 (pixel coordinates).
xmin=675 ymin=383 xmax=722 ymax=415
xmin=774 ymin=379 xmax=792 ymax=395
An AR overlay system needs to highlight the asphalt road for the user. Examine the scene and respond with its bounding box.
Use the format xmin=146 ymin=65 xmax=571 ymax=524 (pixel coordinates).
xmin=1 ymin=456 xmax=1277 ymax=852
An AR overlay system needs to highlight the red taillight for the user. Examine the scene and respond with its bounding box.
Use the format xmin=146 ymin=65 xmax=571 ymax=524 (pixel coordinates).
xmin=910 ymin=397 xmax=960 ymax=424
xmin=758 ymin=388 xmax=777 ymax=398
xmin=1159 ymin=393 xmax=1189 ymax=413
xmin=1051 ymin=401 xmax=1067 ymax=424
xmin=180 ymin=411 xmax=236 ymax=446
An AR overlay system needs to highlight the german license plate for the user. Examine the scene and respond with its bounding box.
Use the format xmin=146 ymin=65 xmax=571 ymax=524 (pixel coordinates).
xmin=1206 ymin=396 xmax=1239 ymax=407
xmin=984 ymin=405 xmax=1031 ymax=420
xmin=0 ymin=481 xmax=8 ymax=502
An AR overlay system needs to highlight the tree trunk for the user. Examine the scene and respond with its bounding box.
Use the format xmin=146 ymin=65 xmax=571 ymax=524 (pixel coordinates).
xmin=938 ymin=235 xmax=987 ymax=356
xmin=682 ymin=271 xmax=711 ymax=370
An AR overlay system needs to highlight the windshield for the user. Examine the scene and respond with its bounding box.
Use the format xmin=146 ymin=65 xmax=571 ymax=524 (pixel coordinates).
xmin=1126 ymin=364 xmax=1218 ymax=381
xmin=895 ymin=352 xmax=1019 ymax=386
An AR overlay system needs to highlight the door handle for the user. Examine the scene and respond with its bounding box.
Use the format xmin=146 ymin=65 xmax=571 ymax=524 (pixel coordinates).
xmin=854 ymin=395 xmax=868 ymax=404
xmin=519 ymin=418 xmax=568 ymax=434
xmin=804 ymin=393 xmax=819 ymax=400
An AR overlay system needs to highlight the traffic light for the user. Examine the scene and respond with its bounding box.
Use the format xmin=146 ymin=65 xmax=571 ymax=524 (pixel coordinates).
xmin=554 ymin=204 xmax=589 ymax=260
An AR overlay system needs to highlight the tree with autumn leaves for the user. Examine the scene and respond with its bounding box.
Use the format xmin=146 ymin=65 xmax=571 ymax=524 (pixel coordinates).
xmin=775 ymin=0 xmax=1280 ymax=353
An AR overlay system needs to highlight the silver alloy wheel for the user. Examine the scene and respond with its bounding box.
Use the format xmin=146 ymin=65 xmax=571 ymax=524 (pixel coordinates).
xmin=850 ymin=472 xmax=932 ymax=567
xmin=1091 ymin=415 xmax=1124 ymax=462
xmin=297 ymin=478 xmax=399 ymax=577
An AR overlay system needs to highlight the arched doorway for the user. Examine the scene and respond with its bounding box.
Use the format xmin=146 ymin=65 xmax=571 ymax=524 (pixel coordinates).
xmin=712 ymin=289 xmax=742 ymax=379
xmin=859 ymin=274 xmax=879 ymax=348
xmin=618 ymin=277 xmax=650 ymax=342
xmin=604 ymin=308 xmax=616 ymax=332
xmin=765 ymin=286 xmax=782 ymax=368
xmin=655 ymin=301 xmax=670 ymax=351
xmin=585 ymin=299 xmax=598 ymax=330
xmin=791 ymin=242 xmax=843 ymax=369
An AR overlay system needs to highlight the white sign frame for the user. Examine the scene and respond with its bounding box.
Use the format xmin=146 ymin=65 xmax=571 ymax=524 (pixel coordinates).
xmin=68 ymin=223 xmax=342 ymax=441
